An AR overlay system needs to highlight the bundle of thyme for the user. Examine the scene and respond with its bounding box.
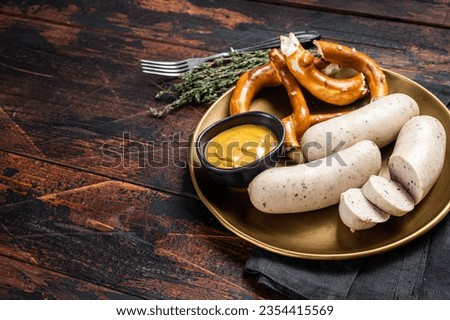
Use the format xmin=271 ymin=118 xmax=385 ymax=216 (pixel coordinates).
xmin=151 ymin=50 xmax=270 ymax=117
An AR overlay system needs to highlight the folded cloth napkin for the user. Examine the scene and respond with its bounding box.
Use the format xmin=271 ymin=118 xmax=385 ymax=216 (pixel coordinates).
xmin=246 ymin=214 xmax=450 ymax=299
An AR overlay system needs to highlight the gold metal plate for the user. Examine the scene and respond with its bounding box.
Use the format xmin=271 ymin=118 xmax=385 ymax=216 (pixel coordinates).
xmin=189 ymin=70 xmax=450 ymax=260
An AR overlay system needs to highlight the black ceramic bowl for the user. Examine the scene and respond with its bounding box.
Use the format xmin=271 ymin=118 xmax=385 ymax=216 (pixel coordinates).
xmin=196 ymin=111 xmax=286 ymax=188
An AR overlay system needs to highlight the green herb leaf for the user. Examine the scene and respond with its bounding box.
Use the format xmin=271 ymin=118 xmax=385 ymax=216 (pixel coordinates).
xmin=151 ymin=50 xmax=270 ymax=117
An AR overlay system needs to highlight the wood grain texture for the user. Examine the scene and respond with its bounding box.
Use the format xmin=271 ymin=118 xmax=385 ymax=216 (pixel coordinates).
xmin=0 ymin=0 xmax=448 ymax=300
xmin=0 ymin=153 xmax=281 ymax=299
xmin=251 ymin=0 xmax=450 ymax=28
xmin=0 ymin=0 xmax=448 ymax=198
xmin=0 ymin=151 xmax=107 ymax=205
xmin=0 ymin=255 xmax=138 ymax=299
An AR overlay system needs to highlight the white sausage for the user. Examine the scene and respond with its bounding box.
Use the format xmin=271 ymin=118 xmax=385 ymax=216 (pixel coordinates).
xmin=301 ymin=93 xmax=419 ymax=161
xmin=389 ymin=115 xmax=446 ymax=204
xmin=339 ymin=188 xmax=390 ymax=232
xmin=361 ymin=175 xmax=415 ymax=217
xmin=248 ymin=140 xmax=381 ymax=214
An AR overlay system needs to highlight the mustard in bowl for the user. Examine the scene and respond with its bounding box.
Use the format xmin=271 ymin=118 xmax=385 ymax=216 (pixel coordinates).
xmin=196 ymin=111 xmax=285 ymax=188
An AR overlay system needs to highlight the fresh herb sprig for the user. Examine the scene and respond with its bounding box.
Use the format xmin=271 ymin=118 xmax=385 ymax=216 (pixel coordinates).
xmin=151 ymin=50 xmax=270 ymax=117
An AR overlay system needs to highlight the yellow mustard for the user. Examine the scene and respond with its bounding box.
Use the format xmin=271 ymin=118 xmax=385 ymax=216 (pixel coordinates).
xmin=205 ymin=124 xmax=278 ymax=169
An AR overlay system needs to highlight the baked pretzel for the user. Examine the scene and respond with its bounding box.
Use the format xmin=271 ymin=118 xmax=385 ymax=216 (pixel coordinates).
xmin=268 ymin=49 xmax=311 ymax=149
xmin=313 ymin=39 xmax=389 ymax=101
xmin=280 ymin=33 xmax=369 ymax=105
xmin=229 ymin=62 xmax=282 ymax=116
xmin=230 ymin=49 xmax=347 ymax=149
xmin=229 ymin=54 xmax=341 ymax=116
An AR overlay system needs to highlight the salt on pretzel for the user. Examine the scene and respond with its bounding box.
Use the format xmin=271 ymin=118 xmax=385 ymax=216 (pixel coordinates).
xmin=230 ymin=49 xmax=347 ymax=149
xmin=280 ymin=33 xmax=369 ymax=105
xmin=313 ymin=39 xmax=389 ymax=101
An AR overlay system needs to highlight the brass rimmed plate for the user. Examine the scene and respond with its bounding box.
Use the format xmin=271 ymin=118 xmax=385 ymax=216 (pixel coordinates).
xmin=189 ymin=69 xmax=450 ymax=260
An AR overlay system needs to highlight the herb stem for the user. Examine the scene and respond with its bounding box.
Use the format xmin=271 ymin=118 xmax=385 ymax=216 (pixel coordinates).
xmin=151 ymin=50 xmax=270 ymax=117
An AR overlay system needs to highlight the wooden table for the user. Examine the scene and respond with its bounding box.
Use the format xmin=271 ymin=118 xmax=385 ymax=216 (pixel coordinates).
xmin=0 ymin=0 xmax=448 ymax=299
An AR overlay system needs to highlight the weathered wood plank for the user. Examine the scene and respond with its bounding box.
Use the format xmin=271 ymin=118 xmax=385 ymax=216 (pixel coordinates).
xmin=1 ymin=1 xmax=449 ymax=54
xmin=1 ymin=0 xmax=449 ymax=80
xmin=0 ymin=0 xmax=447 ymax=301
xmin=1 ymin=1 xmax=448 ymax=92
xmin=0 ymin=255 xmax=138 ymax=299
xmin=251 ymin=0 xmax=450 ymax=28
xmin=0 ymin=152 xmax=280 ymax=299
xmin=2 ymin=0 xmax=445 ymax=91
xmin=0 ymin=184 xmax=264 ymax=299
xmin=0 ymin=151 xmax=107 ymax=205
xmin=0 ymin=14 xmax=209 ymax=196
xmin=0 ymin=2 xmax=448 ymax=198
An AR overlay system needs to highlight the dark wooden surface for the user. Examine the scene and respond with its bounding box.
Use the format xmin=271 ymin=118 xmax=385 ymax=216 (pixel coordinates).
xmin=0 ymin=0 xmax=448 ymax=299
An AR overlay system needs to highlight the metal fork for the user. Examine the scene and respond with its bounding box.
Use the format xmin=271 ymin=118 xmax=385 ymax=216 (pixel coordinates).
xmin=140 ymin=30 xmax=321 ymax=77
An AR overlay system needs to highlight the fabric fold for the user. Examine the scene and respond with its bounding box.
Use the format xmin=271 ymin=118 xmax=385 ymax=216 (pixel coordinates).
xmin=246 ymin=249 xmax=363 ymax=299
xmin=246 ymin=215 xmax=449 ymax=299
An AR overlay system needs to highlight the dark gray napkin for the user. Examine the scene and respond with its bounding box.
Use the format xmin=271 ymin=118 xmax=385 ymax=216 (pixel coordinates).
xmin=246 ymin=214 xmax=450 ymax=299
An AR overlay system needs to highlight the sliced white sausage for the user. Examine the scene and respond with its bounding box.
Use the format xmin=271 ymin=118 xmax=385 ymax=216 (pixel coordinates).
xmin=248 ymin=140 xmax=381 ymax=214
xmin=301 ymin=93 xmax=419 ymax=161
xmin=361 ymin=175 xmax=415 ymax=217
xmin=339 ymin=188 xmax=390 ymax=232
xmin=389 ymin=115 xmax=446 ymax=204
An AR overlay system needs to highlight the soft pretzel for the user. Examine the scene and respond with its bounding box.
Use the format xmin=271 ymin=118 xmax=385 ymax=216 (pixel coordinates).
xmin=229 ymin=54 xmax=342 ymax=117
xmin=230 ymin=49 xmax=347 ymax=149
xmin=313 ymin=39 xmax=389 ymax=101
xmin=280 ymin=33 xmax=369 ymax=105
xmin=268 ymin=49 xmax=311 ymax=149
xmin=229 ymin=62 xmax=282 ymax=116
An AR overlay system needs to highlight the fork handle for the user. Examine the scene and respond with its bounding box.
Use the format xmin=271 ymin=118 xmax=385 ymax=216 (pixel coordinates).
xmin=202 ymin=30 xmax=321 ymax=63
xmin=232 ymin=30 xmax=321 ymax=53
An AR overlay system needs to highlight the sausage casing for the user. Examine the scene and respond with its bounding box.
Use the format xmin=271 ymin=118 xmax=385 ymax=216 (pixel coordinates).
xmin=248 ymin=140 xmax=382 ymax=214
xmin=301 ymin=93 xmax=419 ymax=161
xmin=389 ymin=115 xmax=446 ymax=204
